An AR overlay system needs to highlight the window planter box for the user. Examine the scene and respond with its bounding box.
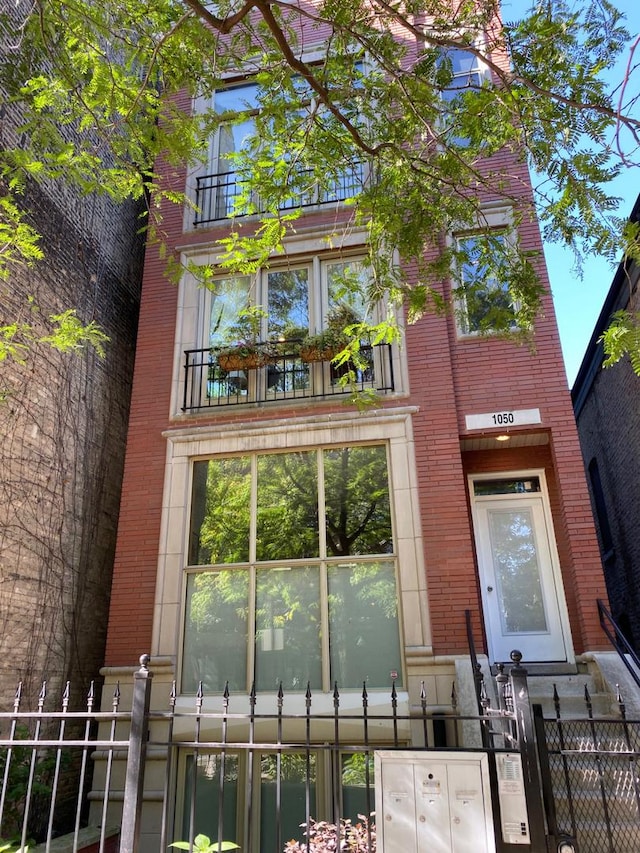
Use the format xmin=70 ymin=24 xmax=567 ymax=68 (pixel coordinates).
xmin=218 ymin=351 xmax=265 ymax=371
xmin=300 ymin=344 xmax=340 ymax=363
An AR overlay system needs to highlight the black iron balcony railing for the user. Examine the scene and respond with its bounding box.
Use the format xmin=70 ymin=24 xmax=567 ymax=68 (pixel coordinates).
xmin=182 ymin=337 xmax=395 ymax=412
xmin=193 ymin=163 xmax=366 ymax=226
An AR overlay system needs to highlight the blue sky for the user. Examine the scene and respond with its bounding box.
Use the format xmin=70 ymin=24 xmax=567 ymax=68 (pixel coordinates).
xmin=540 ymin=0 xmax=640 ymax=386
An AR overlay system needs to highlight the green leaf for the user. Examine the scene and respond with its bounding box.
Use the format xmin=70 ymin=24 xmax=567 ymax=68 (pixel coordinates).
xmin=600 ymin=310 xmax=640 ymax=374
xmin=39 ymin=310 xmax=109 ymax=357
xmin=169 ymin=836 xmax=239 ymax=852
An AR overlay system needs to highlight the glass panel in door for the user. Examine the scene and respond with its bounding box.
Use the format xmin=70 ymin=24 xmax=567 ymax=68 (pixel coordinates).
xmin=487 ymin=507 xmax=548 ymax=634
xmin=325 ymin=262 xmax=374 ymax=386
xmin=207 ymin=275 xmax=252 ymax=400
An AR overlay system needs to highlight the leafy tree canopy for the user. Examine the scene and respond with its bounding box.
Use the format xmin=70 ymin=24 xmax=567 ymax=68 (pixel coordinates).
xmin=1 ymin=0 xmax=639 ymax=361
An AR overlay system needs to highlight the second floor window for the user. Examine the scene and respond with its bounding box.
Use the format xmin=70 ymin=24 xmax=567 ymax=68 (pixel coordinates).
xmin=198 ymin=256 xmax=380 ymax=402
xmin=454 ymin=232 xmax=516 ymax=336
xmin=205 ymin=260 xmax=368 ymax=343
xmin=180 ymin=252 xmax=399 ymax=412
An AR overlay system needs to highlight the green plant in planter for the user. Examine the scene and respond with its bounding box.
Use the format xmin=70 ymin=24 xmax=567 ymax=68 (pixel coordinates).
xmin=300 ymin=304 xmax=361 ymax=363
xmin=170 ymin=835 xmax=239 ymax=852
xmin=217 ymin=306 xmax=268 ymax=371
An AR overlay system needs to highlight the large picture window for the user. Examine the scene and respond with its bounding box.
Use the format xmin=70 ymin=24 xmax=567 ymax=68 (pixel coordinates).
xmin=182 ymin=444 xmax=401 ymax=693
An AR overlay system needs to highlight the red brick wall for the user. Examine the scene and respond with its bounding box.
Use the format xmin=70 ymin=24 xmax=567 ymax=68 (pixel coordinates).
xmin=105 ymin=235 xmax=177 ymax=664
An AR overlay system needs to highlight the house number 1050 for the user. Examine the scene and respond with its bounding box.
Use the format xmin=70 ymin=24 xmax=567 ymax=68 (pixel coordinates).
xmin=465 ymin=408 xmax=541 ymax=431
xmin=492 ymin=412 xmax=515 ymax=425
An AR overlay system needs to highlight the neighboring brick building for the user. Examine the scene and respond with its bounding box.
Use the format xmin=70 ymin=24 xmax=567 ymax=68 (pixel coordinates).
xmin=0 ymin=21 xmax=144 ymax=700
xmin=572 ymin=193 xmax=640 ymax=651
xmin=100 ymin=14 xmax=613 ymax=851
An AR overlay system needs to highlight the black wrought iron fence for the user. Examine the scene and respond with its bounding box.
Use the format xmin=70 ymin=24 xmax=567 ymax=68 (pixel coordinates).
xmin=193 ymin=165 xmax=366 ymax=227
xmin=0 ymin=680 xmax=128 ymax=853
xmin=535 ymin=686 xmax=640 ymax=853
xmin=598 ymin=598 xmax=640 ymax=691
xmin=0 ymin=656 xmax=530 ymax=853
xmin=148 ymin=669 xmax=536 ymax=853
xmin=7 ymin=652 xmax=636 ymax=853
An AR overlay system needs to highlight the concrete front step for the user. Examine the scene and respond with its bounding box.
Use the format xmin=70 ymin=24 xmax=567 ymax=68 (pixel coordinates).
xmin=526 ymin=672 xmax=618 ymax=718
xmin=528 ymin=673 xmax=602 ymax=696
xmin=532 ymin=692 xmax=616 ymax=717
xmin=538 ymin=664 xmax=640 ymax=852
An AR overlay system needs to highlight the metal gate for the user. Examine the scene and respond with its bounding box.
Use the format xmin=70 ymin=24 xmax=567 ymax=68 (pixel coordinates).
xmin=535 ymin=689 xmax=640 ymax=852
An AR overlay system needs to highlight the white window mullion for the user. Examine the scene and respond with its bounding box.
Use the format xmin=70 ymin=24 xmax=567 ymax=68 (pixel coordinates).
xmin=246 ymin=565 xmax=257 ymax=693
xmin=200 ymin=279 xmax=212 ymax=351
xmin=257 ymin=270 xmax=268 ymax=337
xmin=247 ymin=455 xmax=259 ymax=691
xmin=249 ymin=454 xmax=258 ymax=563
xmin=317 ymin=448 xmax=331 ymax=691
xmin=311 ymin=255 xmax=322 ymax=333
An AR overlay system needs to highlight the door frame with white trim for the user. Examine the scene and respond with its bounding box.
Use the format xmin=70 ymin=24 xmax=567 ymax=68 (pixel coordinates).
xmin=468 ymin=469 xmax=574 ymax=664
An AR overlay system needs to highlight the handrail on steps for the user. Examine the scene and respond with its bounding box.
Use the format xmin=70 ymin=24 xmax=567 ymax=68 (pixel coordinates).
xmin=597 ymin=598 xmax=640 ymax=691
xmin=465 ymin=608 xmax=487 ymax=714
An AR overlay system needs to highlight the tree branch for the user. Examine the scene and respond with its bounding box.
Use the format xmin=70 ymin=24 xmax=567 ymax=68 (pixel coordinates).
xmin=253 ymin=0 xmax=385 ymax=157
xmin=179 ymin=0 xmax=259 ymax=34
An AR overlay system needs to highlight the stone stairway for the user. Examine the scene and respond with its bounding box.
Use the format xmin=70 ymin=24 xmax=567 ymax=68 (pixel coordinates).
xmin=455 ymin=653 xmax=640 ymax=851
xmin=529 ymin=659 xmax=640 ymax=853
xmin=526 ymin=665 xmax=616 ymax=718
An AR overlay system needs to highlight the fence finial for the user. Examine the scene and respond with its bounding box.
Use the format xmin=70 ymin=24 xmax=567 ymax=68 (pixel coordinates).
xmin=139 ymin=654 xmax=151 ymax=671
xmin=13 ymin=681 xmax=23 ymax=713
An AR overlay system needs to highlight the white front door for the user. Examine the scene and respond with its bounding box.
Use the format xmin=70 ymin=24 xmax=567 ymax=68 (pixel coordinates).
xmin=469 ymin=473 xmax=570 ymax=663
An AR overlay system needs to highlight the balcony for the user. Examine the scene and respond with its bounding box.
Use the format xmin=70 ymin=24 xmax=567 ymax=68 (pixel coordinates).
xmin=182 ymin=338 xmax=395 ymax=412
xmin=193 ymin=163 xmax=366 ymax=227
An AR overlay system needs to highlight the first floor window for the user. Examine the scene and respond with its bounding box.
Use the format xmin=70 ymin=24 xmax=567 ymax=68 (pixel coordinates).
xmin=182 ymin=444 xmax=402 ymax=693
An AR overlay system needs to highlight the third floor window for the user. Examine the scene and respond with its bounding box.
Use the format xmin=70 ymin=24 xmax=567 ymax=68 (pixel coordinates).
xmin=193 ymin=69 xmax=367 ymax=226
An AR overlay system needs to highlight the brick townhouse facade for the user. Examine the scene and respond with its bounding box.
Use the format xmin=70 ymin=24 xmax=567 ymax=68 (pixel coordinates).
xmin=99 ymin=10 xmax=613 ymax=850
